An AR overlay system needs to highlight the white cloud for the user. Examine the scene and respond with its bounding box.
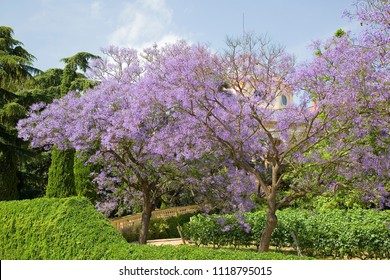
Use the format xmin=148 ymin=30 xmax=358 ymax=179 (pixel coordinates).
xmin=90 ymin=1 xmax=102 ymax=18
xmin=108 ymin=0 xmax=183 ymax=49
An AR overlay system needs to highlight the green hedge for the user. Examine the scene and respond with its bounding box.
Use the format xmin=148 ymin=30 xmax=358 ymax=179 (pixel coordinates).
xmin=183 ymin=209 xmax=390 ymax=259
xmin=182 ymin=213 xmax=253 ymax=248
xmin=0 ymin=197 xmax=131 ymax=259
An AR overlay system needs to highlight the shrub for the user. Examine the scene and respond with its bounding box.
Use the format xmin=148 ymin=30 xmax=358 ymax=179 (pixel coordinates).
xmin=183 ymin=209 xmax=390 ymax=259
xmin=0 ymin=197 xmax=131 ymax=259
xmin=183 ymin=213 xmax=252 ymax=248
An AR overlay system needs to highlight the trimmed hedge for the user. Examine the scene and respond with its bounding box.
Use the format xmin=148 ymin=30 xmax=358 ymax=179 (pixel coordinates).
xmin=183 ymin=209 xmax=390 ymax=259
xmin=0 ymin=197 xmax=131 ymax=259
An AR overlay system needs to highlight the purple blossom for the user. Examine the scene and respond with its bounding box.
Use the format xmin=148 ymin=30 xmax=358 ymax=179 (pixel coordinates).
xmin=221 ymin=225 xmax=233 ymax=232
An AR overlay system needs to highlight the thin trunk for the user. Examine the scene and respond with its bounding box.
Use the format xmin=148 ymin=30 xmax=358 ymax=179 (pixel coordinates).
xmin=259 ymin=197 xmax=278 ymax=251
xmin=139 ymin=189 xmax=153 ymax=245
xmin=259 ymin=164 xmax=279 ymax=252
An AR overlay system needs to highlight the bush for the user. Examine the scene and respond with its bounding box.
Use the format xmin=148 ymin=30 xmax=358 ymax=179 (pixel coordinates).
xmin=0 ymin=197 xmax=131 ymax=259
xmin=183 ymin=213 xmax=252 ymax=248
xmin=183 ymin=209 xmax=390 ymax=259
xmin=274 ymin=209 xmax=390 ymax=259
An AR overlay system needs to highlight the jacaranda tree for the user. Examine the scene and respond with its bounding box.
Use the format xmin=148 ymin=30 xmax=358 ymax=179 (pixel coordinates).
xmin=18 ymin=0 xmax=389 ymax=249
xmin=18 ymin=45 xmax=256 ymax=244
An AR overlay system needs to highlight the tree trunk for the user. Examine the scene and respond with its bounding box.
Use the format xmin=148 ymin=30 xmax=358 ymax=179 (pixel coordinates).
xmin=259 ymin=164 xmax=279 ymax=252
xmin=139 ymin=190 xmax=153 ymax=245
xmin=259 ymin=199 xmax=278 ymax=252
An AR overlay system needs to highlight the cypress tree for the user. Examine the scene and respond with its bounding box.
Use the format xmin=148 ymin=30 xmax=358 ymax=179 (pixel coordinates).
xmin=46 ymin=52 xmax=99 ymax=198
xmin=74 ymin=151 xmax=98 ymax=203
xmin=46 ymin=147 xmax=76 ymax=198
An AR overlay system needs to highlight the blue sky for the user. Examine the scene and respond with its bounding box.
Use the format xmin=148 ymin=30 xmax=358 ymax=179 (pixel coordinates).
xmin=1 ymin=0 xmax=360 ymax=71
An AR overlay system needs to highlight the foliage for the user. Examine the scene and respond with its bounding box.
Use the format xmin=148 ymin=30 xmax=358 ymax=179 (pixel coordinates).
xmin=59 ymin=52 xmax=99 ymax=97
xmin=0 ymin=197 xmax=131 ymax=259
xmin=184 ymin=209 xmax=390 ymax=259
xmin=74 ymin=151 xmax=98 ymax=203
xmin=296 ymin=0 xmax=390 ymax=208
xmin=0 ymin=26 xmax=41 ymax=200
xmin=0 ymin=150 xmax=18 ymax=200
xmin=16 ymin=150 xmax=51 ymax=199
xmin=46 ymin=147 xmax=76 ymax=198
xmin=291 ymin=189 xmax=370 ymax=210
xmin=182 ymin=213 xmax=252 ymax=248
xmin=277 ymin=209 xmax=390 ymax=259
xmin=0 ymin=26 xmax=41 ymax=91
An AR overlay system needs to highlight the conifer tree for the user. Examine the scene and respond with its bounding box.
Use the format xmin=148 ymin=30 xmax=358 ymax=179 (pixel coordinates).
xmin=0 ymin=26 xmax=40 ymax=200
xmin=74 ymin=151 xmax=98 ymax=202
xmin=46 ymin=149 xmax=76 ymax=197
xmin=46 ymin=52 xmax=98 ymax=198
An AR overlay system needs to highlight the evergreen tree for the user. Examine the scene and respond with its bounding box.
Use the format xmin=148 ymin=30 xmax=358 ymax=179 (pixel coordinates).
xmin=0 ymin=130 xmax=18 ymax=200
xmin=74 ymin=151 xmax=98 ymax=203
xmin=47 ymin=52 xmax=99 ymax=198
xmin=46 ymin=148 xmax=76 ymax=197
xmin=0 ymin=26 xmax=40 ymax=200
